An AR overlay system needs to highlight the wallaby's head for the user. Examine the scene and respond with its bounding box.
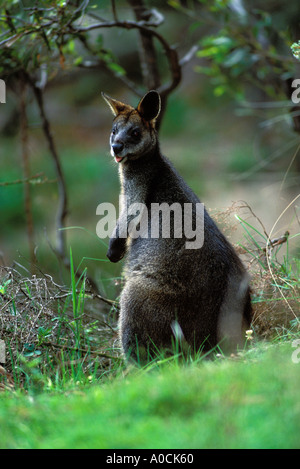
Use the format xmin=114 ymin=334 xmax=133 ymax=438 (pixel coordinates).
xmin=102 ymin=90 xmax=161 ymax=164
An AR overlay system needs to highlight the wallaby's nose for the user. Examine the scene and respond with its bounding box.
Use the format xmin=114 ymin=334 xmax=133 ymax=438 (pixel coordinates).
xmin=112 ymin=142 xmax=124 ymax=155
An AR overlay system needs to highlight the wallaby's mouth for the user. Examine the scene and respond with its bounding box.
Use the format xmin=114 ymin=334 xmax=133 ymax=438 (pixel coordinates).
xmin=115 ymin=155 xmax=128 ymax=164
xmin=110 ymin=147 xmax=128 ymax=164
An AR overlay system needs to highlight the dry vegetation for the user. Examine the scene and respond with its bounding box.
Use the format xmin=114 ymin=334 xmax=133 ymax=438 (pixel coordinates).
xmin=211 ymin=201 xmax=300 ymax=337
xmin=0 ymin=263 xmax=121 ymax=391
xmin=0 ymin=201 xmax=299 ymax=392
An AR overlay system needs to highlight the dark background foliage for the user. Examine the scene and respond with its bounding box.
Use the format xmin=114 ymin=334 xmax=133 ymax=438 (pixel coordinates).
xmin=0 ymin=0 xmax=299 ymax=299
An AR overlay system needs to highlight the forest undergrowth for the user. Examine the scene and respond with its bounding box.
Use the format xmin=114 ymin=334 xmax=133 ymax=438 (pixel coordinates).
xmin=0 ymin=200 xmax=299 ymax=394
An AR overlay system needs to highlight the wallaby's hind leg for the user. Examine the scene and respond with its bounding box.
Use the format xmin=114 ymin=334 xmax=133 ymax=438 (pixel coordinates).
xmin=119 ymin=280 xmax=180 ymax=362
xmin=119 ymin=278 xmax=226 ymax=362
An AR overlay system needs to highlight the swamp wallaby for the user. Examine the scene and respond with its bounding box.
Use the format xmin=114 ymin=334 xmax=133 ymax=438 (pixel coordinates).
xmin=102 ymin=90 xmax=252 ymax=362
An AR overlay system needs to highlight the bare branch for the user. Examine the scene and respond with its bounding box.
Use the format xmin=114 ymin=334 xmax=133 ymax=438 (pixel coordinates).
xmin=29 ymin=80 xmax=68 ymax=260
xmin=70 ymin=3 xmax=182 ymax=126
xmin=179 ymin=45 xmax=199 ymax=67
xmin=127 ymin=0 xmax=161 ymax=91
xmin=111 ymin=0 xmax=118 ymax=22
xmin=42 ymin=340 xmax=117 ymax=359
xmin=75 ymin=0 xmax=181 ymax=127
xmin=79 ymin=59 xmax=144 ymax=96
xmin=0 ymin=21 xmax=54 ymax=48
xmin=20 ymin=78 xmax=36 ymax=270
xmin=75 ymin=33 xmax=144 ymax=97
xmin=0 ymin=173 xmax=53 ymax=187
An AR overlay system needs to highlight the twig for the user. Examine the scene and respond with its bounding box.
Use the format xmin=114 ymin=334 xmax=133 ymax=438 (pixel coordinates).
xmin=179 ymin=45 xmax=199 ymax=67
xmin=111 ymin=0 xmax=118 ymax=22
xmin=89 ymin=292 xmax=119 ymax=309
xmin=239 ymin=200 xmax=269 ymax=240
xmin=42 ymin=340 xmax=118 ymax=360
xmin=76 ymin=33 xmax=143 ymax=96
xmin=20 ymin=78 xmax=36 ymax=270
xmin=128 ymin=0 xmax=161 ymax=91
xmin=43 ymin=227 xmax=100 ymax=294
xmin=30 ymin=81 xmax=68 ymax=260
xmin=0 ymin=173 xmax=55 ymax=186
xmin=265 ymin=231 xmax=290 ymax=258
xmin=0 ymin=21 xmax=54 ymax=48
xmin=266 ymin=194 xmax=300 ymax=318
xmin=70 ymin=6 xmax=182 ymax=111
xmin=28 ymin=80 xmax=96 ymax=290
xmin=127 ymin=0 xmax=181 ymax=128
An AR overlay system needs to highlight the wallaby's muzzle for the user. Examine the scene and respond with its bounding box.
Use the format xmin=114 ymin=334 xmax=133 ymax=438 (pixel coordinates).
xmin=112 ymin=142 xmax=124 ymax=155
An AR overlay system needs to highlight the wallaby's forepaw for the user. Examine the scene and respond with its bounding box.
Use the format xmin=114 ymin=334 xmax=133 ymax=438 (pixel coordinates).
xmin=107 ymin=238 xmax=126 ymax=263
xmin=107 ymin=248 xmax=124 ymax=263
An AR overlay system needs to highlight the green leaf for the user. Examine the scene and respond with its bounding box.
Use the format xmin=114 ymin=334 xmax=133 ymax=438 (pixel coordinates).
xmin=211 ymin=36 xmax=235 ymax=48
xmin=74 ymin=56 xmax=83 ymax=66
xmin=291 ymin=41 xmax=300 ymax=61
xmin=214 ymin=85 xmax=226 ymax=97
xmin=0 ymin=279 xmax=11 ymax=294
xmin=107 ymin=62 xmax=126 ymax=76
xmin=223 ymin=48 xmax=247 ymax=67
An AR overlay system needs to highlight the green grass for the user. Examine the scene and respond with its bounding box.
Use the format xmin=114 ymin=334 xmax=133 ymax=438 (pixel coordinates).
xmin=1 ymin=122 xmax=299 ymax=449
xmin=0 ymin=343 xmax=300 ymax=449
xmin=1 ymin=200 xmax=299 ymax=449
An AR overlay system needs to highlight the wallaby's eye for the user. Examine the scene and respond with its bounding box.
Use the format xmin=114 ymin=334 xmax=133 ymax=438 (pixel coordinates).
xmin=112 ymin=128 xmax=116 ymax=135
xmin=131 ymin=129 xmax=141 ymax=139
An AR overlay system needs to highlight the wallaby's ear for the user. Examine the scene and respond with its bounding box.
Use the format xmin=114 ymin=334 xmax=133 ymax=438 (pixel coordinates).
xmin=137 ymin=90 xmax=161 ymax=123
xmin=101 ymin=92 xmax=133 ymax=117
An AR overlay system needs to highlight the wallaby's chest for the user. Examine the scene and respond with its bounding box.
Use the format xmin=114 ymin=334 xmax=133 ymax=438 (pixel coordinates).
xmin=119 ymin=166 xmax=150 ymax=207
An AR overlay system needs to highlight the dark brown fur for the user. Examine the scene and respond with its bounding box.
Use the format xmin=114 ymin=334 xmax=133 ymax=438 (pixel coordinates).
xmin=102 ymin=91 xmax=252 ymax=362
